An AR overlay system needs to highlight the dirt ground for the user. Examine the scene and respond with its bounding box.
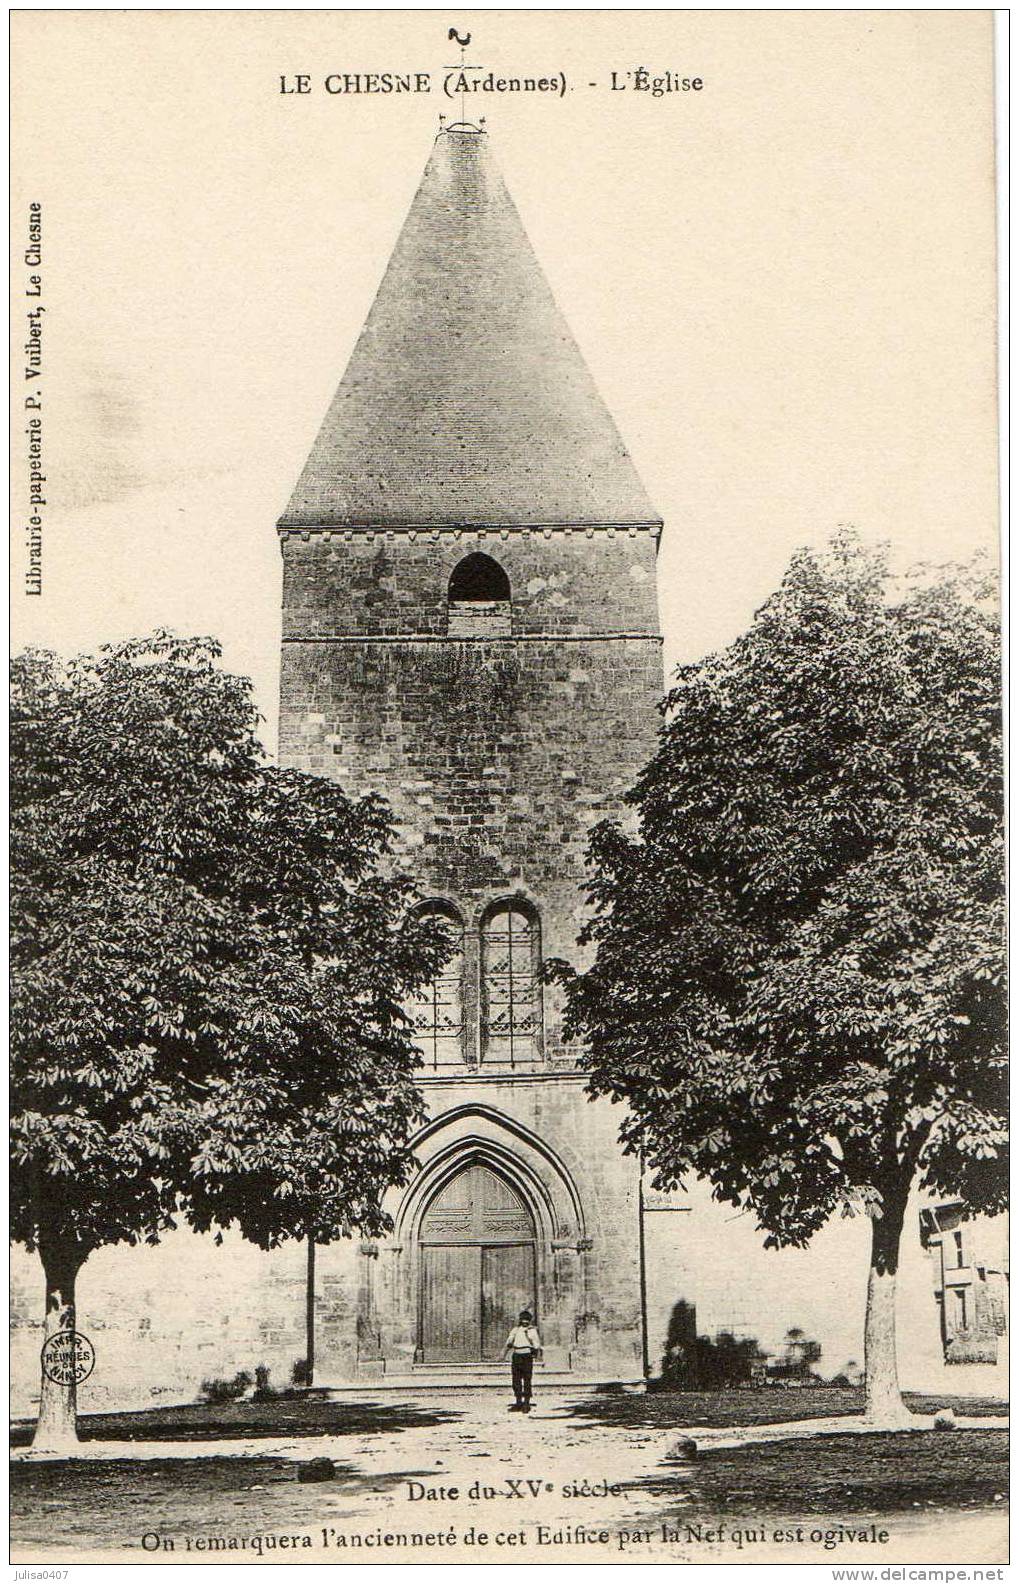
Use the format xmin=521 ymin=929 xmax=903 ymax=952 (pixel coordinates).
xmin=10 ymin=1389 xmax=1009 ymax=1566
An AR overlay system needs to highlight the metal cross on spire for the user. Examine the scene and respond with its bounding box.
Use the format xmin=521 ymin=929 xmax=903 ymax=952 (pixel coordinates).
xmin=445 ymin=25 xmax=475 ymax=127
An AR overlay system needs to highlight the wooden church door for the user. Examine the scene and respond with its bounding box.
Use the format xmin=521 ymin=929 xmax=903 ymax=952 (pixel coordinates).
xmin=419 ymin=1164 xmax=536 ymax=1363
xmin=481 ymin=1244 xmax=536 ymax=1360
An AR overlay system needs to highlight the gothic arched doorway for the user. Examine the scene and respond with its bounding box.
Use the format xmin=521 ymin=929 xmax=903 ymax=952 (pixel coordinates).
xmin=418 ymin=1163 xmax=537 ymax=1362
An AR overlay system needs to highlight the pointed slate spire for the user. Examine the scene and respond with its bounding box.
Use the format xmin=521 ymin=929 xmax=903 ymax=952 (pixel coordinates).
xmin=279 ymin=125 xmax=659 ymax=530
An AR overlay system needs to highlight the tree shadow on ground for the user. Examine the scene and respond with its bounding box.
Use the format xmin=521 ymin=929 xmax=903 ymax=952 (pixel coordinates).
xmin=610 ymin=1430 xmax=1009 ymax=1524
xmin=546 ymin=1388 xmax=1008 ymax=1432
xmin=10 ymin=1454 xmax=445 ymax=1556
xmin=10 ymin=1396 xmax=460 ymax=1448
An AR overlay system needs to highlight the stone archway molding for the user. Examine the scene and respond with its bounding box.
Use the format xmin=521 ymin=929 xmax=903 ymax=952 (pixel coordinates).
xmin=396 ymin=1103 xmax=585 ymax=1246
xmin=398 ymin=1137 xmax=558 ymax=1249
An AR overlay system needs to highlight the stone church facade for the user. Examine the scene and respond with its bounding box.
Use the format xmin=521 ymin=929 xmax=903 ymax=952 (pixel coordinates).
xmin=9 ymin=124 xmax=1007 ymax=1413
xmin=276 ymin=123 xmax=664 ymax=1383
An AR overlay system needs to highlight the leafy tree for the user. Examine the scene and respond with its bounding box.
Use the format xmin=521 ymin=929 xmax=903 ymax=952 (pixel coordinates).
xmin=553 ymin=533 xmax=1005 ymax=1422
xmin=11 ymin=633 xmax=447 ymax=1452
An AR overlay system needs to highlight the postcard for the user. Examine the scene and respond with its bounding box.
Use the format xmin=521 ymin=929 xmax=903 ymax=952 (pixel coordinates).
xmin=10 ymin=8 xmax=1006 ymax=1568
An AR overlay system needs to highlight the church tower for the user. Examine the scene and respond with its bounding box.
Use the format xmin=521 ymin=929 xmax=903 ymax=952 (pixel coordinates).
xmin=278 ymin=124 xmax=663 ymax=1384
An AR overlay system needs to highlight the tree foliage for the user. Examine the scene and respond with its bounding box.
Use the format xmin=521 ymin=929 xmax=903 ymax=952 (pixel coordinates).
xmin=11 ymin=632 xmax=447 ymax=1264
xmin=554 ymin=533 xmax=1006 ymax=1244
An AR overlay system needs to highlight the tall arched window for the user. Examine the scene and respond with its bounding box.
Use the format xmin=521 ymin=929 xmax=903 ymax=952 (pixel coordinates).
xmin=481 ymin=902 xmax=541 ymax=1066
xmin=409 ymin=904 xmax=465 ymax=1069
xmin=447 ymin=553 xmax=512 ymax=638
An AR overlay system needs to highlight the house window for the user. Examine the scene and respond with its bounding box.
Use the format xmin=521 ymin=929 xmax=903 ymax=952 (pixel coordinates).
xmin=954 ymin=1287 xmax=968 ymax=1332
xmin=409 ymin=905 xmax=465 ymax=1069
xmin=447 ymin=553 xmax=512 ymax=638
xmin=481 ymin=903 xmax=541 ymax=1065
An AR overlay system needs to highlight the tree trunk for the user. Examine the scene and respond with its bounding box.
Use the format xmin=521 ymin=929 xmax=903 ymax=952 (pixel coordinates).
xmin=32 ymin=1239 xmax=85 ymax=1455
xmin=863 ymin=1177 xmax=912 ymax=1425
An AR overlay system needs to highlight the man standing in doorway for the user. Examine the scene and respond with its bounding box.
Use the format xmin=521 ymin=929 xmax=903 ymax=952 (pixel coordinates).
xmin=504 ymin=1309 xmax=542 ymax=1412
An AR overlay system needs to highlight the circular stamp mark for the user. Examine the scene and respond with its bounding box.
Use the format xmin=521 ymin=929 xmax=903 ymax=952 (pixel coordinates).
xmin=41 ymin=1329 xmax=95 ymax=1385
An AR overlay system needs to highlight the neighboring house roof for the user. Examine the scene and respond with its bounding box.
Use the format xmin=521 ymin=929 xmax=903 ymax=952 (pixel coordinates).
xmin=279 ymin=124 xmax=660 ymax=530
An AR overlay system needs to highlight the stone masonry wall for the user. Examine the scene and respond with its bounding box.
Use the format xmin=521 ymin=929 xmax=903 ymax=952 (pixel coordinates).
xmin=278 ymin=521 xmax=661 ymax=1378
xmin=11 ymin=1233 xmax=307 ymax=1419
xmin=313 ymin=1074 xmax=644 ymax=1384
xmin=279 ymin=525 xmax=663 ymax=1066
xmin=280 ymin=526 xmax=660 ymax=640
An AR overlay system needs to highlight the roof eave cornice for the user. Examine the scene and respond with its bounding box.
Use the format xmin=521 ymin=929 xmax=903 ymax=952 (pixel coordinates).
xmin=277 ymin=518 xmax=664 ymax=541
